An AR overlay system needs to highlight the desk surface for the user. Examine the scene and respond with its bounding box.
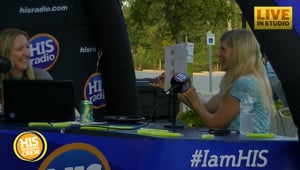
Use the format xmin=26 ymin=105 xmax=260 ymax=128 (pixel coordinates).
xmin=0 ymin=120 xmax=298 ymax=170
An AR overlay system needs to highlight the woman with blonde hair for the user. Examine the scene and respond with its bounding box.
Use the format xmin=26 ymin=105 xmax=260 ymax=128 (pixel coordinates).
xmin=180 ymin=29 xmax=276 ymax=133
xmin=0 ymin=28 xmax=53 ymax=110
xmin=153 ymin=29 xmax=275 ymax=133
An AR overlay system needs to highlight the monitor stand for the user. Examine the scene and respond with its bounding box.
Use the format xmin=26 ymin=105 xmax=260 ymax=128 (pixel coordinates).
xmin=164 ymin=92 xmax=184 ymax=129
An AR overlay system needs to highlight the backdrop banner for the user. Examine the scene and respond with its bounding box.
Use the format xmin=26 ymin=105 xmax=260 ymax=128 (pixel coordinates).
xmin=0 ymin=0 xmax=139 ymax=119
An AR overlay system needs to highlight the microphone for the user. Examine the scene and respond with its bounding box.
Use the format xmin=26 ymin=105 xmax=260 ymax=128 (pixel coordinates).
xmin=0 ymin=56 xmax=11 ymax=73
xmin=165 ymin=73 xmax=190 ymax=95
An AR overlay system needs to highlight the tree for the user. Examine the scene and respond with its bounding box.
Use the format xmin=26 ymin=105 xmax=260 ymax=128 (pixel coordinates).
xmin=123 ymin=0 xmax=242 ymax=71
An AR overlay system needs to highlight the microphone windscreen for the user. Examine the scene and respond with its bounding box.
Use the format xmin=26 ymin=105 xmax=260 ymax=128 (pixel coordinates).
xmin=169 ymin=73 xmax=190 ymax=93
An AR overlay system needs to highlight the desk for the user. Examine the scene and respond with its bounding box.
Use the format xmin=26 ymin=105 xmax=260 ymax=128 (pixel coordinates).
xmin=0 ymin=121 xmax=298 ymax=170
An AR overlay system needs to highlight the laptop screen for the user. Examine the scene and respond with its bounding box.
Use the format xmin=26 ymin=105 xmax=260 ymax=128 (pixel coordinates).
xmin=3 ymin=79 xmax=75 ymax=123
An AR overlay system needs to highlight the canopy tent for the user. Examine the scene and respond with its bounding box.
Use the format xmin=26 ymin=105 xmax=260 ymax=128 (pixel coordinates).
xmin=236 ymin=0 xmax=300 ymax=138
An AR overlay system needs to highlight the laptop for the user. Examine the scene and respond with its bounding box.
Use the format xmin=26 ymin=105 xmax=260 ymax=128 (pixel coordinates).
xmin=3 ymin=79 xmax=75 ymax=123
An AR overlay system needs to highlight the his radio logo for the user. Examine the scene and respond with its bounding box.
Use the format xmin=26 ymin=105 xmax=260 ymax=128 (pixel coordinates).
xmin=254 ymin=6 xmax=293 ymax=30
xmin=84 ymin=73 xmax=106 ymax=109
xmin=29 ymin=33 xmax=60 ymax=70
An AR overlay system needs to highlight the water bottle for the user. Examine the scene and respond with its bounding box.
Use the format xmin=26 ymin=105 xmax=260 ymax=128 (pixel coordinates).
xmin=239 ymin=93 xmax=254 ymax=135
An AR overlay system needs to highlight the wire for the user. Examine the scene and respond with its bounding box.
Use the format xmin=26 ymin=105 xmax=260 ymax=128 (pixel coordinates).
xmin=96 ymin=50 xmax=102 ymax=73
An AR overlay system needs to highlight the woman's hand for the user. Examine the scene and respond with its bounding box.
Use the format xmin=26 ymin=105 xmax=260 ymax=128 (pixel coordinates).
xmin=181 ymin=86 xmax=202 ymax=110
xmin=149 ymin=72 xmax=165 ymax=89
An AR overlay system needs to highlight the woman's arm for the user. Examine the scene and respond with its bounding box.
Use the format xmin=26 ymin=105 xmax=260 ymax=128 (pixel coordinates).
xmin=182 ymin=86 xmax=240 ymax=129
xmin=179 ymin=90 xmax=221 ymax=113
xmin=203 ymin=94 xmax=222 ymax=113
xmin=150 ymin=72 xmax=222 ymax=112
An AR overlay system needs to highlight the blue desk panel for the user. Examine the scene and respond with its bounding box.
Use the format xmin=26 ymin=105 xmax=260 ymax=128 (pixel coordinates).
xmin=0 ymin=122 xmax=298 ymax=170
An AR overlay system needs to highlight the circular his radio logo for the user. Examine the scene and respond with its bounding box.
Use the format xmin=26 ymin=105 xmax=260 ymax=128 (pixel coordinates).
xmin=29 ymin=33 xmax=60 ymax=70
xmin=13 ymin=131 xmax=48 ymax=162
xmin=83 ymin=73 xmax=106 ymax=109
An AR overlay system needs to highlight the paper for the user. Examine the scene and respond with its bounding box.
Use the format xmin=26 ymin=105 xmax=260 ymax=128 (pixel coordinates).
xmin=164 ymin=43 xmax=194 ymax=91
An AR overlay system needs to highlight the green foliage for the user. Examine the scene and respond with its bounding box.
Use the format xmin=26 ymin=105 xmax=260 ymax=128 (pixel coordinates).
xmin=123 ymin=0 xmax=244 ymax=71
xmin=177 ymin=109 xmax=206 ymax=127
xmin=177 ymin=99 xmax=292 ymax=128
xmin=134 ymin=46 xmax=147 ymax=70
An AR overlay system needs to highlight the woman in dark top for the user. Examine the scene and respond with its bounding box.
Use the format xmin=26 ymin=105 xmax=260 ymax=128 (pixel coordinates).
xmin=0 ymin=28 xmax=53 ymax=113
